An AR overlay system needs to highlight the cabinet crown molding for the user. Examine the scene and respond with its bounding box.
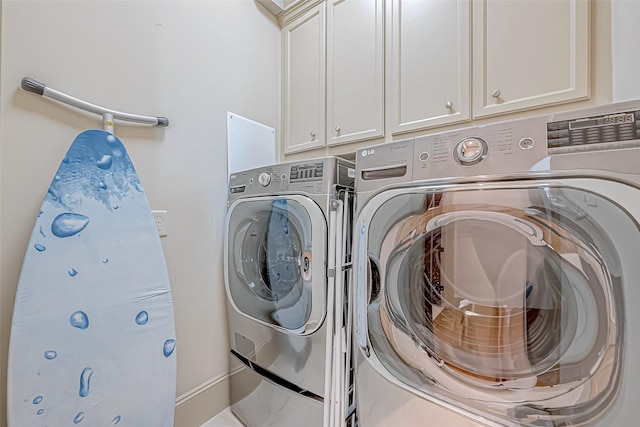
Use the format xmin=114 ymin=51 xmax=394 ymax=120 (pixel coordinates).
xmin=277 ymin=0 xmax=324 ymax=27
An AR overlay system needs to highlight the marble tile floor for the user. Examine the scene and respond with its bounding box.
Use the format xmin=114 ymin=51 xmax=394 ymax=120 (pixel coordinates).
xmin=201 ymin=407 xmax=245 ymax=427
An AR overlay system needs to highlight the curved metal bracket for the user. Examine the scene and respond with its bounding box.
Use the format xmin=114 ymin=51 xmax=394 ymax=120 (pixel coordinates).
xmin=21 ymin=77 xmax=169 ymax=134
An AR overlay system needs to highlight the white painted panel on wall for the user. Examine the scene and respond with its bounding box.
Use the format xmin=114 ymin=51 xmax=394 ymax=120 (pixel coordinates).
xmin=612 ymin=0 xmax=640 ymax=102
xmin=227 ymin=112 xmax=276 ymax=177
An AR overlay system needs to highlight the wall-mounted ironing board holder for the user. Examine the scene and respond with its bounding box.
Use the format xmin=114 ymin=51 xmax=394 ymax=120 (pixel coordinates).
xmin=21 ymin=76 xmax=169 ymax=134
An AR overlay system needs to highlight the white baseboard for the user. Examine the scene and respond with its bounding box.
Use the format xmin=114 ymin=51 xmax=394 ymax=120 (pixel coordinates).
xmin=174 ymin=374 xmax=230 ymax=427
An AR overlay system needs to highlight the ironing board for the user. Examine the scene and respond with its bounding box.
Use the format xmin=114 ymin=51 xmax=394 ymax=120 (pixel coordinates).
xmin=7 ymin=129 xmax=176 ymax=426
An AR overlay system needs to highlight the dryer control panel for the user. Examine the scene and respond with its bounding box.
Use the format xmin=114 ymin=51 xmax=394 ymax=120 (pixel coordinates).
xmin=355 ymin=98 xmax=640 ymax=207
xmin=412 ymin=115 xmax=549 ymax=182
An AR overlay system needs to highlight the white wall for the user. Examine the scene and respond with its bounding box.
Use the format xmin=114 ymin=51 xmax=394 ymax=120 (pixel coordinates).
xmin=0 ymin=1 xmax=281 ymax=426
xmin=611 ymin=0 xmax=640 ymax=101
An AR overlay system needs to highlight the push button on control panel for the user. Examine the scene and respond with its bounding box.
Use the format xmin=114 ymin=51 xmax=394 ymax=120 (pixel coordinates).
xmin=519 ymin=137 xmax=535 ymax=150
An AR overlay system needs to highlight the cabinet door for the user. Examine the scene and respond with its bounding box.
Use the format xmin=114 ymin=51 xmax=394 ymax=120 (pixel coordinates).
xmin=327 ymin=0 xmax=384 ymax=146
xmin=283 ymin=3 xmax=326 ymax=154
xmin=390 ymin=0 xmax=470 ymax=135
xmin=472 ymin=0 xmax=589 ymax=118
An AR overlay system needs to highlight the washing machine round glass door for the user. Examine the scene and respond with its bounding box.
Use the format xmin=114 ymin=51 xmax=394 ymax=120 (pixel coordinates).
xmin=226 ymin=195 xmax=327 ymax=334
xmin=356 ymin=179 xmax=637 ymax=426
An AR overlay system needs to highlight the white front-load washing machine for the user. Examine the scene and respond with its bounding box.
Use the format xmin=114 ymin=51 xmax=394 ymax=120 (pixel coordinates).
xmin=224 ymin=157 xmax=354 ymax=427
xmin=352 ymin=101 xmax=640 ymax=426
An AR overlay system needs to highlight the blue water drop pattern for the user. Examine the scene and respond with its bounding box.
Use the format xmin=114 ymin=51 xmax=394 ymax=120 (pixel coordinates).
xmin=112 ymin=415 xmax=122 ymax=424
xmin=51 ymin=213 xmax=90 ymax=238
xmin=37 ymin=409 xmax=45 ymax=415
xmin=102 ymin=258 xmax=109 ymax=263
xmin=69 ymin=311 xmax=89 ymax=330
xmin=97 ymin=155 xmax=113 ymax=170
xmin=163 ymin=339 xmax=176 ymax=357
xmin=73 ymin=412 xmax=85 ymax=424
xmin=79 ymin=367 xmax=93 ymax=397
xmin=135 ymin=311 xmax=149 ymax=325
xmin=48 ymin=188 xmax=60 ymax=201
xmin=34 ymin=244 xmax=46 ymax=252
xmin=33 ymin=395 xmax=43 ymax=404
xmin=44 ymin=350 xmax=57 ymax=360
xmin=39 ymin=226 xmax=46 ymax=237
xmin=44 ymin=130 xmax=142 ymax=210
xmin=68 ymin=268 xmax=78 ymax=277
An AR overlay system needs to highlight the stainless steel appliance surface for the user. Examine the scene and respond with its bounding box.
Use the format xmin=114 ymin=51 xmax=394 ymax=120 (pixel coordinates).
xmin=352 ymin=101 xmax=640 ymax=426
xmin=224 ymin=157 xmax=355 ymax=427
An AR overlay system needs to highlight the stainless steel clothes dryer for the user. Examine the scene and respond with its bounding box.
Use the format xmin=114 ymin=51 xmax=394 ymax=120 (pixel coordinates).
xmin=225 ymin=157 xmax=355 ymax=427
xmin=352 ymin=101 xmax=640 ymax=426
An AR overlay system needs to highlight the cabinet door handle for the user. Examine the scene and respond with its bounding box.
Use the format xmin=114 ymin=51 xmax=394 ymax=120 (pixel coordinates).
xmin=310 ymin=131 xmax=316 ymax=138
xmin=445 ymin=101 xmax=453 ymax=109
xmin=335 ymin=126 xmax=340 ymax=132
xmin=491 ymin=89 xmax=501 ymax=98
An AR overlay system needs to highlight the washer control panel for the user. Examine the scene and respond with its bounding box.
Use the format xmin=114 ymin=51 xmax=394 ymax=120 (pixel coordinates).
xmin=228 ymin=157 xmax=355 ymax=199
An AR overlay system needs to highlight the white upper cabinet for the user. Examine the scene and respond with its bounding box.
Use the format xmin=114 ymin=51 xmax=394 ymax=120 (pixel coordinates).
xmin=390 ymin=0 xmax=471 ymax=135
xmin=326 ymin=0 xmax=384 ymax=146
xmin=281 ymin=0 xmax=591 ymax=154
xmin=472 ymin=0 xmax=589 ymax=118
xmin=282 ymin=3 xmax=326 ymax=154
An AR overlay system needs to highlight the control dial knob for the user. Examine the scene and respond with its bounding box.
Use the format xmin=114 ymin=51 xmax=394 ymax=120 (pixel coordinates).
xmin=258 ymin=172 xmax=272 ymax=187
xmin=455 ymin=137 xmax=487 ymax=165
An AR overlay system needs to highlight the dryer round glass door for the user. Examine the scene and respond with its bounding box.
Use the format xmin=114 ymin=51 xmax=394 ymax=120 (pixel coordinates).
xmin=356 ymin=180 xmax=635 ymax=426
xmin=226 ymin=195 xmax=327 ymax=334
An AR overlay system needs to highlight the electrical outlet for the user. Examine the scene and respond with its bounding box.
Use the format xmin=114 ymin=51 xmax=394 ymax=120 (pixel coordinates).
xmin=152 ymin=210 xmax=168 ymax=237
